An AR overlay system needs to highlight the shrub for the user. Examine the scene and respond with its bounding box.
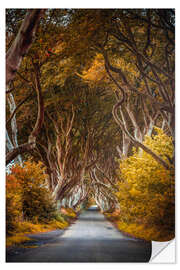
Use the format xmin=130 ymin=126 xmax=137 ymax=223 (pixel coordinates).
xmin=6 ymin=174 xmax=23 ymax=235
xmin=115 ymin=128 xmax=175 ymax=241
xmin=60 ymin=207 xmax=77 ymax=218
xmin=54 ymin=213 xmax=66 ymax=223
xmin=6 ymin=160 xmax=57 ymax=234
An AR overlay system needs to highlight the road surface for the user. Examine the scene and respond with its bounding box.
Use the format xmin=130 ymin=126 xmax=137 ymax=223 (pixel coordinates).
xmin=7 ymin=208 xmax=151 ymax=262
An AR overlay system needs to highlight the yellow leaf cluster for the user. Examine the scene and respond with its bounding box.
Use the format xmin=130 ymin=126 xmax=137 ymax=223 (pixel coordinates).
xmin=77 ymin=53 xmax=107 ymax=83
xmin=114 ymin=127 xmax=174 ymax=241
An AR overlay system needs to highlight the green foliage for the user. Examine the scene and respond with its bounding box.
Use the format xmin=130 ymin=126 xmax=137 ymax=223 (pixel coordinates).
xmin=54 ymin=212 xmax=66 ymax=223
xmin=115 ymin=128 xmax=175 ymax=241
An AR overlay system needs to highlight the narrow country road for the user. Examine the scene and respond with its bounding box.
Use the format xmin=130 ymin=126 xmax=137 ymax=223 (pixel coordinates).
xmin=6 ymin=208 xmax=152 ymax=262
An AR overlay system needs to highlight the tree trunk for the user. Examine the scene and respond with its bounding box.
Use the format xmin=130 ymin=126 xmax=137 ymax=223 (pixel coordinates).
xmin=6 ymin=65 xmax=44 ymax=165
xmin=112 ymin=101 xmax=170 ymax=170
xmin=6 ymin=9 xmax=44 ymax=85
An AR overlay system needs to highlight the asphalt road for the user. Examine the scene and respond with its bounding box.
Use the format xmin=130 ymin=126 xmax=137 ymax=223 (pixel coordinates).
xmin=6 ymin=208 xmax=152 ymax=262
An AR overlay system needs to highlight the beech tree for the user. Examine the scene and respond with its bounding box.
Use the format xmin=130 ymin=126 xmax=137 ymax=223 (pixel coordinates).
xmin=6 ymin=61 xmax=44 ymax=165
xmin=6 ymin=9 xmax=44 ymax=85
xmin=29 ymin=75 xmax=119 ymax=209
xmin=100 ymin=9 xmax=175 ymax=169
xmin=6 ymin=9 xmax=175 ymax=215
xmin=6 ymin=9 xmax=45 ymax=165
xmin=115 ymin=128 xmax=174 ymax=241
xmin=76 ymin=9 xmax=175 ymax=169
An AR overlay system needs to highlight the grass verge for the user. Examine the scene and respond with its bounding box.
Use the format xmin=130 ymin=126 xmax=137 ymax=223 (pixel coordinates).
xmin=6 ymin=208 xmax=78 ymax=248
xmin=104 ymin=211 xmax=174 ymax=242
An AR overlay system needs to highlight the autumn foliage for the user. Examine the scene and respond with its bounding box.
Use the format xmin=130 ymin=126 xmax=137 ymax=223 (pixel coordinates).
xmin=110 ymin=128 xmax=174 ymax=241
xmin=6 ymin=160 xmax=60 ymax=236
xmin=6 ymin=174 xmax=22 ymax=234
xmin=6 ymin=9 xmax=175 ymax=245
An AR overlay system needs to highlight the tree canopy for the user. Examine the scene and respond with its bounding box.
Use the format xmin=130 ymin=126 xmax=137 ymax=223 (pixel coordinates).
xmin=6 ymin=9 xmax=175 ymax=241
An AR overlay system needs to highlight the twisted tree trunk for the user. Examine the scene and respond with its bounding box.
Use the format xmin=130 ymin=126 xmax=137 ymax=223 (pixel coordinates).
xmin=6 ymin=9 xmax=44 ymax=85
